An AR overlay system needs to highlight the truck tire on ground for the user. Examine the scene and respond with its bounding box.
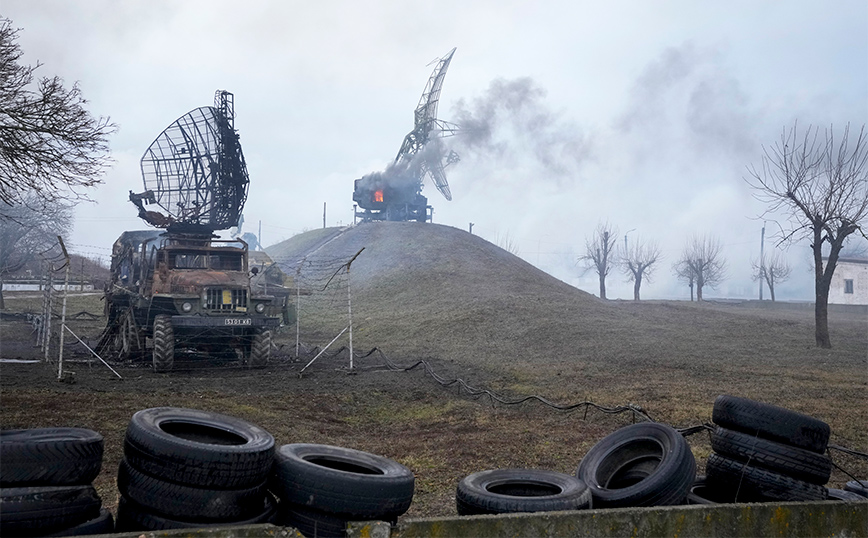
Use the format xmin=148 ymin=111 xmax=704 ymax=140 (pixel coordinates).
xmin=712 ymin=394 xmax=830 ymax=453
xmin=117 ymin=458 xmax=269 ymax=522
xmin=844 ymin=479 xmax=868 ymax=498
xmin=827 ymin=488 xmax=867 ymax=501
xmin=456 ymin=468 xmax=591 ymax=515
xmin=247 ymin=330 xmax=271 ymax=369
xmin=0 ymin=428 xmax=103 ymax=487
xmin=276 ymin=503 xmax=349 ymax=538
xmin=115 ymin=494 xmax=276 ymax=532
xmin=123 ymin=407 xmax=274 ymax=489
xmin=576 ymin=422 xmax=696 ymax=508
xmin=270 ymin=443 xmax=415 ymax=519
xmin=0 ymin=485 xmax=102 ymax=536
xmin=705 ymin=453 xmax=828 ymax=502
xmin=152 ymin=315 xmax=174 ymax=372
xmin=45 ymin=508 xmax=114 ymax=536
xmin=711 ymin=426 xmax=832 ymax=485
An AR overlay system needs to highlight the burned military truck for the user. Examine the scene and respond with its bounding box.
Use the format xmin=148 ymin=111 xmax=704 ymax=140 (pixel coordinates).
xmin=98 ymin=91 xmax=279 ymax=371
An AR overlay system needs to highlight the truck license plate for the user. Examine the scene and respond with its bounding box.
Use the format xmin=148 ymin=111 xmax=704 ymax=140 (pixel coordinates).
xmin=224 ymin=318 xmax=251 ymax=326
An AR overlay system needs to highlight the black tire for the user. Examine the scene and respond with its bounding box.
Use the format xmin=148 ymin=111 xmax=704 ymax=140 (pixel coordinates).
xmin=45 ymin=508 xmax=114 ymax=536
xmin=712 ymin=394 xmax=830 ymax=453
xmin=247 ymin=330 xmax=270 ymax=368
xmin=456 ymin=468 xmax=591 ymax=515
xmin=117 ymin=458 xmax=269 ymax=522
xmin=152 ymin=314 xmax=174 ymax=372
xmin=844 ymin=479 xmax=868 ymax=498
xmin=684 ymin=475 xmax=740 ymax=505
xmin=576 ymin=422 xmax=696 ymax=508
xmin=0 ymin=485 xmax=102 ymax=536
xmin=827 ymin=488 xmax=867 ymax=501
xmin=705 ymin=453 xmax=828 ymax=502
xmin=115 ymin=493 xmax=276 ymax=532
xmin=0 ymin=428 xmax=103 ymax=486
xmin=277 ymin=503 xmax=349 ymax=538
xmin=123 ymin=407 xmax=274 ymax=489
xmin=711 ymin=426 xmax=832 ymax=485
xmin=270 ymin=443 xmax=415 ymax=519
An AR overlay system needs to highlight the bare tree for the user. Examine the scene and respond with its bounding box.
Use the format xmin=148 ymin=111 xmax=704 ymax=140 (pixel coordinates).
xmin=0 ymin=192 xmax=72 ymax=308
xmin=621 ymin=237 xmax=661 ymax=300
xmin=673 ymin=259 xmax=696 ymax=301
xmin=495 ymin=231 xmax=520 ymax=256
xmin=746 ymin=122 xmax=868 ymax=348
xmin=751 ymin=251 xmax=792 ymax=302
xmin=579 ymin=222 xmax=618 ymax=299
xmin=0 ymin=18 xmax=116 ymax=208
xmin=672 ymin=235 xmax=727 ymax=301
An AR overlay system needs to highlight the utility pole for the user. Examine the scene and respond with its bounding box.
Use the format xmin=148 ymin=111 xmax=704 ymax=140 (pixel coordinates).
xmin=469 ymin=223 xmax=474 ymax=234
xmin=323 ymin=202 xmax=327 ymax=229
xmin=759 ymin=223 xmax=766 ymax=300
xmin=624 ymin=228 xmax=636 ymax=254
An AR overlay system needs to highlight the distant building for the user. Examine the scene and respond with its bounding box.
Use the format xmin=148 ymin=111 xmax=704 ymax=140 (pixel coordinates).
xmin=826 ymin=257 xmax=868 ymax=305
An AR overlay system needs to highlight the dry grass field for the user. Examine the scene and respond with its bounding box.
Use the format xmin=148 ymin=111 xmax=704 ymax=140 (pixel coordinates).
xmin=1 ymin=221 xmax=866 ymax=520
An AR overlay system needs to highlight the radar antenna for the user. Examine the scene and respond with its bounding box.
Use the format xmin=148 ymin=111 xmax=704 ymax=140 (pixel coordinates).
xmin=395 ymin=47 xmax=460 ymax=201
xmin=134 ymin=90 xmax=250 ymax=234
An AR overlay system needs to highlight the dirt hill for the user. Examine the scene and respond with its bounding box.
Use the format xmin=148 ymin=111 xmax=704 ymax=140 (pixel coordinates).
xmin=265 ymin=222 xmax=866 ymax=406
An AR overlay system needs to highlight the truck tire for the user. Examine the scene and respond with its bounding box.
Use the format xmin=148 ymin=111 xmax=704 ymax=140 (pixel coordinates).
xmin=152 ymin=315 xmax=174 ymax=373
xmin=247 ymin=330 xmax=271 ymax=369
xmin=115 ymin=494 xmax=275 ymax=532
xmin=844 ymin=479 xmax=868 ymax=498
xmin=0 ymin=485 xmax=102 ymax=536
xmin=117 ymin=458 xmax=269 ymax=522
xmin=456 ymin=468 xmax=591 ymax=515
xmin=576 ymin=422 xmax=696 ymax=508
xmin=0 ymin=428 xmax=103 ymax=486
xmin=705 ymin=453 xmax=828 ymax=502
xmin=712 ymin=395 xmax=830 ymax=453
xmin=270 ymin=443 xmax=415 ymax=519
xmin=123 ymin=407 xmax=274 ymax=489
xmin=711 ymin=426 xmax=832 ymax=485
xmin=276 ymin=503 xmax=349 ymax=538
xmin=827 ymin=488 xmax=867 ymax=501
xmin=45 ymin=508 xmax=114 ymax=536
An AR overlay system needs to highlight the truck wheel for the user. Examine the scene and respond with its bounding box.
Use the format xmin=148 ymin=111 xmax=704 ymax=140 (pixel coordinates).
xmin=152 ymin=315 xmax=174 ymax=373
xmin=119 ymin=310 xmax=139 ymax=359
xmin=247 ymin=330 xmax=271 ymax=369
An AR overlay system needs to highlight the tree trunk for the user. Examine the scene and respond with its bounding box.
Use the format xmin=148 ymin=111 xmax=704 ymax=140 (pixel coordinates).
xmin=633 ymin=273 xmax=642 ymax=301
xmin=599 ymin=272 xmax=607 ymax=300
xmin=689 ymin=282 xmax=694 ymax=301
xmin=815 ymin=286 xmax=831 ymax=348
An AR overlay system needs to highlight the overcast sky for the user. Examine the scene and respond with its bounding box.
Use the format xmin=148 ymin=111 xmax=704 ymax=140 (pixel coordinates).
xmin=4 ymin=1 xmax=867 ymax=300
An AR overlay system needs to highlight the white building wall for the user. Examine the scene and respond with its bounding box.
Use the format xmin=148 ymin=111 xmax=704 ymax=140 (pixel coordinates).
xmin=827 ymin=259 xmax=868 ymax=305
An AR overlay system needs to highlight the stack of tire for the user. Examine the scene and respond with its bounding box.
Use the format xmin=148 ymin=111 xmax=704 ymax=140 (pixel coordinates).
xmin=269 ymin=444 xmax=415 ymax=538
xmin=115 ymin=407 xmax=277 ymax=531
xmin=0 ymin=428 xmax=114 ymax=536
xmin=454 ymin=422 xmax=696 ymax=515
xmin=704 ymin=394 xmax=832 ymax=503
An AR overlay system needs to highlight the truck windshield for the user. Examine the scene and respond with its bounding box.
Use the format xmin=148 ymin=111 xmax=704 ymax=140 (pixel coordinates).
xmin=170 ymin=252 xmax=243 ymax=270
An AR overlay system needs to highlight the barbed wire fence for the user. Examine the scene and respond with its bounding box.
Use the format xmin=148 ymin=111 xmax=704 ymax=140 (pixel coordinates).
xmin=271 ymin=247 xmax=365 ymax=371
xmin=30 ymin=236 xmax=120 ymax=379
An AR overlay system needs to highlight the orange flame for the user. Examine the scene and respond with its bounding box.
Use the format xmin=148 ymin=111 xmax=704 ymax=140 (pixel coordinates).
xmin=374 ymin=190 xmax=384 ymax=202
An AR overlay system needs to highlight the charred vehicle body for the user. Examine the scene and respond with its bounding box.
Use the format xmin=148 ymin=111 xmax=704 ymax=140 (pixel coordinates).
xmin=98 ymin=91 xmax=279 ymax=371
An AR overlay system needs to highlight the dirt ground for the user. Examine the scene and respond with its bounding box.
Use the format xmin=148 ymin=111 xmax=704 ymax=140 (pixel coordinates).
xmin=1 ymin=289 xmax=866 ymax=523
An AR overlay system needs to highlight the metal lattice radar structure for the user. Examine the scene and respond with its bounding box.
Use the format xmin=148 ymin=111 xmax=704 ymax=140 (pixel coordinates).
xmin=396 ymin=47 xmax=461 ymax=202
xmin=353 ymin=48 xmax=461 ymax=223
xmin=135 ymin=90 xmax=249 ymax=233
